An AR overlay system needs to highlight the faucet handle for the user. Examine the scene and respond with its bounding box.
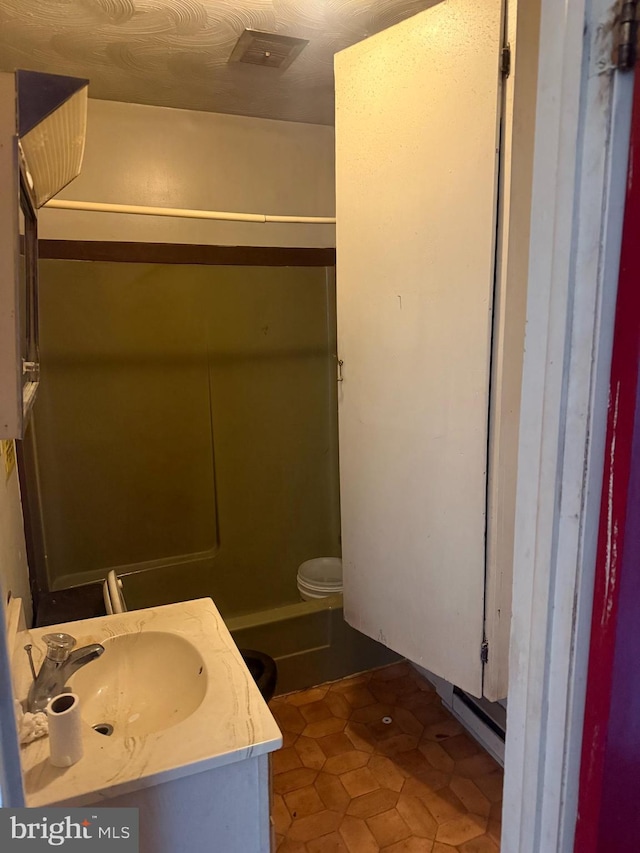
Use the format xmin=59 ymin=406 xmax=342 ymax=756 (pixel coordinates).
xmin=42 ymin=633 xmax=77 ymax=662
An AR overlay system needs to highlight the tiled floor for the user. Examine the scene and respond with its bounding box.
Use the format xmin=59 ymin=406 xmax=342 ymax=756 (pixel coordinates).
xmin=269 ymin=662 xmax=503 ymax=853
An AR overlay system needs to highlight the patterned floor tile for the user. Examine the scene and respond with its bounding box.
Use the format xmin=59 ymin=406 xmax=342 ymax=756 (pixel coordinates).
xmin=402 ymin=770 xmax=451 ymax=800
xmin=287 ymin=687 xmax=330 ymax=707
xmin=458 ymin=836 xmax=500 ymax=853
xmin=318 ymin=732 xmax=356 ymax=758
xmin=453 ymin=754 xmax=500 ymax=780
xmin=487 ymin=818 xmax=501 ymax=846
xmin=340 ymin=684 xmax=377 ymax=708
xmin=440 ymin=735 xmax=480 ymax=762
xmin=370 ymin=662 xmax=411 ymax=681
xmin=381 ymin=838 xmax=434 ymax=853
xmin=282 ymin=729 xmax=299 ymax=749
xmin=284 ymin=785 xmax=325 ymax=819
xmin=288 ymin=811 xmax=343 ymax=843
xmin=368 ymin=754 xmax=406 ymax=792
xmin=324 ymin=750 xmax=370 ymax=775
xmin=273 ymin=746 xmax=304 ymax=775
xmin=419 ymin=741 xmax=456 ymax=773
xmin=449 ymin=777 xmax=491 ymax=817
xmin=420 ymin=788 xmax=468 ymax=825
xmin=306 ymin=831 xmax=350 ymax=852
xmin=346 ymin=788 xmax=400 ymax=819
xmin=377 ymin=733 xmax=421 ymax=757
xmin=315 ymin=772 xmax=352 ymax=812
xmin=304 ymin=717 xmax=348 ymax=739
xmin=351 ymin=702 xmax=396 ymax=725
xmin=273 ymin=793 xmax=293 ymax=835
xmin=270 ymin=663 xmax=504 ymax=851
xmin=423 ymin=720 xmax=464 ymax=743
xmin=295 ymin=735 xmax=328 ymax=770
xmin=278 ymin=838 xmax=307 ymax=852
xmin=339 ymin=815 xmax=379 ymax=853
xmin=396 ymin=794 xmax=438 ymax=839
xmin=273 ymin=767 xmax=319 ymax=795
xmin=474 ymin=772 xmax=504 ymax=804
xmin=325 ymin=691 xmax=353 ymax=720
xmin=301 ymin=701 xmax=336 ymax=725
xmin=435 ymin=814 xmax=487 ymax=847
xmin=366 ymin=808 xmax=412 ymax=847
xmin=331 ymin=674 xmax=371 ymax=693
xmin=343 ymin=723 xmax=377 ymax=753
xmin=340 ymin=766 xmax=381 ymax=798
xmin=276 ymin=703 xmax=308 ymax=735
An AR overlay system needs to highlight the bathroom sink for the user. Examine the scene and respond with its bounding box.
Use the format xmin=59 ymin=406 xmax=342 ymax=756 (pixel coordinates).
xmin=14 ymin=598 xmax=282 ymax=808
xmin=68 ymin=631 xmax=207 ymax=738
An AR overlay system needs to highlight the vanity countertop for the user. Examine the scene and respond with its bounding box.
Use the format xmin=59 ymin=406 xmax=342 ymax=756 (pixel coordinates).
xmin=13 ymin=598 xmax=282 ymax=807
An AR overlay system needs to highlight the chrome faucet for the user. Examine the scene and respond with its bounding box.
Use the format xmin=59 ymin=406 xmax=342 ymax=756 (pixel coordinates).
xmin=26 ymin=633 xmax=105 ymax=713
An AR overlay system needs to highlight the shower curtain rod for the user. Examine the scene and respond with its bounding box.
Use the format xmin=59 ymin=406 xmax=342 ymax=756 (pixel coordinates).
xmin=44 ymin=198 xmax=336 ymax=225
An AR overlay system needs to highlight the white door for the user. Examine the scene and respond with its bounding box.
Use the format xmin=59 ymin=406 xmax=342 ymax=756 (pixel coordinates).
xmin=335 ymin=0 xmax=503 ymax=696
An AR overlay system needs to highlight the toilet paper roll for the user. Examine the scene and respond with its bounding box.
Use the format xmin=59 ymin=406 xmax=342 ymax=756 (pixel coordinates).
xmin=46 ymin=692 xmax=83 ymax=767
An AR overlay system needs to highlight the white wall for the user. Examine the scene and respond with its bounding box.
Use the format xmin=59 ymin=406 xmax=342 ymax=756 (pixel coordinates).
xmin=0 ymin=451 xmax=31 ymax=627
xmin=39 ymin=99 xmax=336 ymax=248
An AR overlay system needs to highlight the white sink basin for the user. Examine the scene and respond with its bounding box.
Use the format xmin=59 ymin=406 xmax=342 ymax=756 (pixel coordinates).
xmin=69 ymin=631 xmax=207 ymax=738
xmin=15 ymin=598 xmax=282 ymax=808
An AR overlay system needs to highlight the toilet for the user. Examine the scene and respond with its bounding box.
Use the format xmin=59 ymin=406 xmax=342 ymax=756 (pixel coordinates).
xmin=297 ymin=557 xmax=343 ymax=600
xmin=102 ymin=571 xmax=278 ymax=702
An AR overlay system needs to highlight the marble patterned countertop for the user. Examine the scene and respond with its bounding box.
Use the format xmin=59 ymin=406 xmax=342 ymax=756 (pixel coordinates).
xmin=12 ymin=598 xmax=282 ymax=807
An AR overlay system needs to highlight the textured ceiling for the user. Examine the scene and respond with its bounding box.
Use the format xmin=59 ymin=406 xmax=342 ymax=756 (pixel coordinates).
xmin=0 ymin=0 xmax=438 ymax=125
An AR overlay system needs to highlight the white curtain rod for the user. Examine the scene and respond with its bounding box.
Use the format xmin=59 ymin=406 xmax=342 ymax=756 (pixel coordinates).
xmin=44 ymin=198 xmax=336 ymax=225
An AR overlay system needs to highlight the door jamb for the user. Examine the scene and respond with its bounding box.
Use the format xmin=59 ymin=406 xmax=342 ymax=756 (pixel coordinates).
xmin=503 ymin=1 xmax=634 ymax=851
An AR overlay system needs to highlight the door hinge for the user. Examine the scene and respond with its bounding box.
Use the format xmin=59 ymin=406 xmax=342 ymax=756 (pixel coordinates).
xmin=500 ymin=44 xmax=511 ymax=77
xmin=480 ymin=641 xmax=489 ymax=664
xmin=616 ymin=1 xmax=639 ymax=70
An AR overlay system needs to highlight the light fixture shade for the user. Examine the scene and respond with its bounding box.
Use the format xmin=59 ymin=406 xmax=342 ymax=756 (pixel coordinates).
xmin=16 ymin=70 xmax=89 ymax=208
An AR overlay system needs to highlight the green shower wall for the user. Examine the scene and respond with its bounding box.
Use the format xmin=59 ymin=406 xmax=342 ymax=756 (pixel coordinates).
xmin=31 ymin=260 xmax=341 ymax=617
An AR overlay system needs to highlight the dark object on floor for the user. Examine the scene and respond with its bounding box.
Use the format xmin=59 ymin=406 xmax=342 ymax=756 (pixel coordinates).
xmin=240 ymin=648 xmax=278 ymax=702
xmin=34 ymin=583 xmax=107 ymax=627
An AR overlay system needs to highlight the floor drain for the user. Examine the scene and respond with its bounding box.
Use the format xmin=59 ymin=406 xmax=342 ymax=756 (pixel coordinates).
xmin=92 ymin=723 xmax=114 ymax=736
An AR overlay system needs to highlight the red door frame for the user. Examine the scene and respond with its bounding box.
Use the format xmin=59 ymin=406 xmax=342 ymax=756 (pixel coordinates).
xmin=574 ymin=68 xmax=640 ymax=852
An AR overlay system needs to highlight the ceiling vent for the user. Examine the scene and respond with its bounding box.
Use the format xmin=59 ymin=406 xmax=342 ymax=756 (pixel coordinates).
xmin=229 ymin=30 xmax=309 ymax=70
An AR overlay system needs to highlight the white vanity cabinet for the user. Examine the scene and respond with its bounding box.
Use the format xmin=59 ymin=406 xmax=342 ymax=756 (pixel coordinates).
xmin=80 ymin=753 xmax=273 ymax=853
xmin=13 ymin=599 xmax=282 ymax=853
